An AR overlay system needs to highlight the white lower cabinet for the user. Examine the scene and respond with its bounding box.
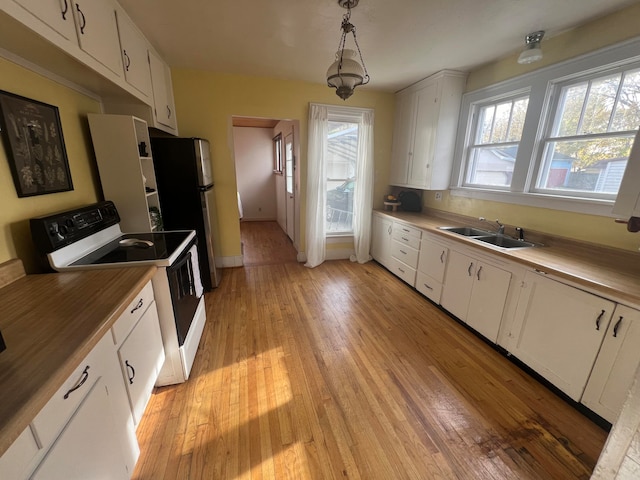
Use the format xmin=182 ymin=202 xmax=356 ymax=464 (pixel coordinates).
xmin=506 ymin=271 xmax=615 ymax=401
xmin=371 ymin=213 xmax=393 ymax=269
xmin=117 ymin=303 xmax=165 ymax=425
xmin=440 ymin=249 xmax=512 ymax=342
xmin=416 ymin=235 xmax=448 ymax=304
xmin=31 ymin=377 xmax=129 ymax=480
xmin=582 ymin=304 xmax=640 ymax=423
xmin=388 ymin=222 xmax=422 ymax=287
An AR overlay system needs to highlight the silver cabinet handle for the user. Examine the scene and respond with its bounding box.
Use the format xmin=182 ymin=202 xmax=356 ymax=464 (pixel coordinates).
xmin=440 ymin=250 xmax=445 ymax=263
xmin=400 ymin=250 xmax=407 ymax=255
xmin=423 ymin=283 xmax=433 ymax=291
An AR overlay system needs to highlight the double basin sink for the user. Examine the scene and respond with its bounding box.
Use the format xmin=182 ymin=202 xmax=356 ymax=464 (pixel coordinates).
xmin=439 ymin=226 xmax=537 ymax=249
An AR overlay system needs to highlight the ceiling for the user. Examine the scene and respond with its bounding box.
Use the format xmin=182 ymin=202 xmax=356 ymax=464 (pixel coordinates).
xmin=118 ymin=0 xmax=638 ymax=93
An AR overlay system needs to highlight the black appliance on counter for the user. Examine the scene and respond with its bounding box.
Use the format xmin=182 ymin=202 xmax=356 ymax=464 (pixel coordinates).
xmin=150 ymin=137 xmax=221 ymax=291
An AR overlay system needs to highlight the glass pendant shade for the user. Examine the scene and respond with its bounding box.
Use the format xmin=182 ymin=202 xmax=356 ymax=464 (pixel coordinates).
xmin=517 ymin=45 xmax=543 ymax=64
xmin=327 ymin=49 xmax=365 ymax=100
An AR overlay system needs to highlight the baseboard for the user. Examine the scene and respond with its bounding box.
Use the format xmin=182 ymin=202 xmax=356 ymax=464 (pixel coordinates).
xmin=325 ymin=248 xmax=355 ymax=261
xmin=220 ymin=255 xmax=244 ymax=268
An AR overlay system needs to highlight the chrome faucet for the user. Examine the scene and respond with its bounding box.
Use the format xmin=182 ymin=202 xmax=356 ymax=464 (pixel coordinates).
xmin=479 ymin=217 xmax=505 ymax=235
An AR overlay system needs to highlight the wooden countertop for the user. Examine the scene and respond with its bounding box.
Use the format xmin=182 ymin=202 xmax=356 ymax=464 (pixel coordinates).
xmin=375 ymin=210 xmax=640 ymax=308
xmin=0 ymin=265 xmax=156 ymax=457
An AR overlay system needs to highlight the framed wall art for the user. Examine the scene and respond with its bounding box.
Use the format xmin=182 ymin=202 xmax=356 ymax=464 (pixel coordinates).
xmin=0 ymin=90 xmax=73 ymax=197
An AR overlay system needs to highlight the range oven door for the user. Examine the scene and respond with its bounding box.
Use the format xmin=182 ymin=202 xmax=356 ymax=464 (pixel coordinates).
xmin=167 ymin=240 xmax=201 ymax=346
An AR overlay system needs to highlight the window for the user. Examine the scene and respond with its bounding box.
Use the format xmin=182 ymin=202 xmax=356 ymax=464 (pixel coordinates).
xmin=452 ymin=38 xmax=640 ymax=213
xmin=535 ymin=68 xmax=640 ymax=197
xmin=326 ymin=120 xmax=359 ymax=233
xmin=273 ymin=133 xmax=282 ymax=174
xmin=465 ymin=95 xmax=529 ymax=188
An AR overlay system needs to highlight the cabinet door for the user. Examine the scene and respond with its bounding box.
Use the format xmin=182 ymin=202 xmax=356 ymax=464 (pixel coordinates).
xmin=70 ymin=0 xmax=123 ymax=76
xmin=149 ymin=50 xmax=177 ymax=130
xmin=371 ymin=215 xmax=392 ymax=269
xmin=115 ymin=8 xmax=152 ymax=99
xmin=13 ymin=0 xmax=77 ymax=42
xmin=409 ymin=80 xmax=439 ymax=188
xmin=466 ymin=262 xmax=511 ymax=342
xmin=582 ymin=304 xmax=640 ymax=423
xmin=417 ymin=237 xmax=448 ymax=281
xmin=118 ymin=304 xmax=165 ymax=425
xmin=389 ymin=90 xmax=415 ymax=186
xmin=509 ymin=272 xmax=614 ymax=401
xmin=31 ymin=378 xmax=129 ymax=480
xmin=441 ymin=250 xmax=475 ymax=321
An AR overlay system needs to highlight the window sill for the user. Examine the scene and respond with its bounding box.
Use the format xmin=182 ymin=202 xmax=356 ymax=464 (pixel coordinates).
xmin=326 ymin=233 xmax=354 ymax=241
xmin=449 ymin=187 xmax=616 ymax=217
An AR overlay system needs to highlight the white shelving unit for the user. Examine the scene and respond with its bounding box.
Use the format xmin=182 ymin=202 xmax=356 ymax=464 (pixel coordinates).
xmin=88 ymin=114 xmax=162 ymax=232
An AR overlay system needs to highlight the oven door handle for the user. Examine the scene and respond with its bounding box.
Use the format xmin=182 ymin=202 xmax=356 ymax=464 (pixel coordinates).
xmin=170 ymin=249 xmax=195 ymax=297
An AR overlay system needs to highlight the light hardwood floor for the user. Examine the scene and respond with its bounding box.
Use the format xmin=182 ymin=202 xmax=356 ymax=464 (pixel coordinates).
xmin=133 ymin=221 xmax=608 ymax=479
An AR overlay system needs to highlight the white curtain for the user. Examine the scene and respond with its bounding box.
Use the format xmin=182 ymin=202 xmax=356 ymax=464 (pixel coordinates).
xmin=350 ymin=110 xmax=374 ymax=264
xmin=304 ymin=104 xmax=328 ymax=268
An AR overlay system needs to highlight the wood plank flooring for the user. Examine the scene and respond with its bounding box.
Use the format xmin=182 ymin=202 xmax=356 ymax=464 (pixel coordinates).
xmin=132 ymin=221 xmax=608 ymax=479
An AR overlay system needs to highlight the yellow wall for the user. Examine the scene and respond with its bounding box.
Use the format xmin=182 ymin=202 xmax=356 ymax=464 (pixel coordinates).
xmin=424 ymin=3 xmax=640 ymax=252
xmin=171 ymin=70 xmax=395 ymax=258
xmin=0 ymin=57 xmax=102 ymax=272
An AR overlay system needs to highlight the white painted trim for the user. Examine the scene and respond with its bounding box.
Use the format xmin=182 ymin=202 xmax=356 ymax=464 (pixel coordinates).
xmin=0 ymin=46 xmax=102 ymax=102
xmin=220 ymin=255 xmax=244 ymax=268
xmin=296 ymin=251 xmax=307 ymax=263
xmin=451 ymin=36 xmax=640 ymax=213
xmin=449 ymin=187 xmax=615 ymax=217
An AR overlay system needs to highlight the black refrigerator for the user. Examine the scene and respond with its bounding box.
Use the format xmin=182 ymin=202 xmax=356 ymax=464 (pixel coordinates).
xmin=151 ymin=137 xmax=221 ymax=290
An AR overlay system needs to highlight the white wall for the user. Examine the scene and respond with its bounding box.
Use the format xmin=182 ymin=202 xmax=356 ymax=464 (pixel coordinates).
xmin=233 ymin=127 xmax=277 ymax=221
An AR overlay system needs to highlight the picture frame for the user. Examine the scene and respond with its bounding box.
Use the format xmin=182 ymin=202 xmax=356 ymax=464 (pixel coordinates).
xmin=0 ymin=90 xmax=73 ymax=197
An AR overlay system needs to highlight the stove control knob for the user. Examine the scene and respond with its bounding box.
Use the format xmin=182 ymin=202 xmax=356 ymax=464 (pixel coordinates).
xmin=59 ymin=225 xmax=68 ymax=235
xmin=65 ymin=219 xmax=74 ymax=228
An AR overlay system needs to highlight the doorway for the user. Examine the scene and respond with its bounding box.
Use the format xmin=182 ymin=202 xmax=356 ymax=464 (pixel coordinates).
xmin=232 ymin=116 xmax=300 ymax=263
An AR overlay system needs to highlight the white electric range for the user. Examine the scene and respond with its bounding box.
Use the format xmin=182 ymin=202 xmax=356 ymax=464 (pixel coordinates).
xmin=30 ymin=201 xmax=207 ymax=386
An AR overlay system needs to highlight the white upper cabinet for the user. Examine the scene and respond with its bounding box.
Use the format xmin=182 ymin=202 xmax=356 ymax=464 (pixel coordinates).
xmin=12 ymin=0 xmax=77 ymax=42
xmin=613 ymin=128 xmax=640 ymax=219
xmin=389 ymin=70 xmax=467 ymax=190
xmin=149 ymin=49 xmax=177 ymax=131
xmin=70 ymin=0 xmax=123 ymax=76
xmin=115 ymin=5 xmax=152 ymax=100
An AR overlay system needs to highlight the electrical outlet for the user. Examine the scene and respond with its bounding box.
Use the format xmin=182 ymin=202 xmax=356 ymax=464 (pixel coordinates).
xmin=434 ymin=192 xmax=443 ymax=201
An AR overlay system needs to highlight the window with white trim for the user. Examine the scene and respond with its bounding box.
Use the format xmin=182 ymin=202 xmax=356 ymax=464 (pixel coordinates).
xmin=464 ymin=94 xmax=529 ymax=188
xmin=452 ymin=39 xmax=640 ymax=214
xmin=535 ymin=67 xmax=640 ymax=198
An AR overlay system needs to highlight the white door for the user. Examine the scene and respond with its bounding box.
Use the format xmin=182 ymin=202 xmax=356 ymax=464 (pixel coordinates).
xmin=71 ymin=0 xmax=123 ymax=76
xmin=466 ymin=262 xmax=511 ymax=342
xmin=115 ymin=8 xmax=152 ymax=99
xmin=441 ymin=249 xmax=475 ymax=321
xmin=31 ymin=377 xmax=129 ymax=480
xmin=509 ymin=271 xmax=615 ymax=400
xmin=285 ymin=132 xmax=295 ymax=241
xmin=14 ymin=0 xmax=77 ymax=41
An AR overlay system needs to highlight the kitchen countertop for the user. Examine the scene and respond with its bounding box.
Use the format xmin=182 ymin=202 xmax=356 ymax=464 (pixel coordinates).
xmin=0 ymin=265 xmax=156 ymax=457
xmin=375 ymin=209 xmax=640 ymax=308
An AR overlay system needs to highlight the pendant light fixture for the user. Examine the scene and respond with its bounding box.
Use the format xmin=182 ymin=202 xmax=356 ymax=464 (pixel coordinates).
xmin=327 ymin=0 xmax=370 ymax=100
xmin=517 ymin=31 xmax=545 ymax=65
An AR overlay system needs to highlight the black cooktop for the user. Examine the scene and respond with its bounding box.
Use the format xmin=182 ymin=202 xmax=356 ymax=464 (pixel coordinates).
xmin=71 ymin=232 xmax=193 ymax=265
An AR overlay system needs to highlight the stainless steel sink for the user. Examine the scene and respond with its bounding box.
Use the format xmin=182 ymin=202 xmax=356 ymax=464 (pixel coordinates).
xmin=438 ymin=226 xmax=494 ymax=236
xmin=439 ymin=226 xmax=537 ymax=248
xmin=475 ymin=235 xmax=536 ymax=248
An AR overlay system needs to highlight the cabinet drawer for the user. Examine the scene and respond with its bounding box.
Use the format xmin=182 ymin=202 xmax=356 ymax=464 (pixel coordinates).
xmin=416 ymin=272 xmax=443 ymax=304
xmin=390 ymin=258 xmax=417 ymax=286
xmin=32 ymin=334 xmax=113 ymax=448
xmin=391 ymin=240 xmax=419 ymax=269
xmin=111 ymin=281 xmax=154 ymax=346
xmin=393 ymin=222 xmax=422 ymax=239
xmin=392 ymin=228 xmax=421 ymax=249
